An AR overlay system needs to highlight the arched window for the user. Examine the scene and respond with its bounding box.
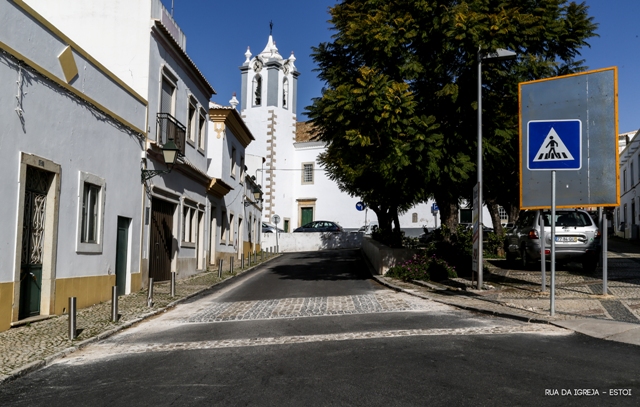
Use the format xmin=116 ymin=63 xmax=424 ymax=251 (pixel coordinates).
xmin=412 ymin=213 xmax=418 ymax=223
xmin=253 ymin=75 xmax=262 ymax=106
xmin=282 ymin=78 xmax=289 ymax=109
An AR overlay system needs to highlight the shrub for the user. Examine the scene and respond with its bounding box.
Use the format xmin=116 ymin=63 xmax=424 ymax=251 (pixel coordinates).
xmin=385 ymin=253 xmax=457 ymax=282
xmin=484 ymin=231 xmax=505 ymax=258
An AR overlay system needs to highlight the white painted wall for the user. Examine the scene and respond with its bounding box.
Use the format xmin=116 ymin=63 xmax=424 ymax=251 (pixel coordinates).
xmin=261 ymin=232 xmax=364 ymax=252
xmin=617 ymin=130 xmax=640 ymax=239
xmin=1 ymin=1 xmax=144 ymax=285
xmin=23 ymin=0 xmax=152 ymax=98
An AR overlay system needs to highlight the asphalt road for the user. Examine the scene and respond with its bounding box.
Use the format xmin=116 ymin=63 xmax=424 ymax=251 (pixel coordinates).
xmin=1 ymin=250 xmax=638 ymax=406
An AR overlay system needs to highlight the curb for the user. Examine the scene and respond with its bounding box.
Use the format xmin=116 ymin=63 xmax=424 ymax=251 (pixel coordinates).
xmin=0 ymin=255 xmax=281 ymax=385
xmin=369 ymin=273 xmax=553 ymax=325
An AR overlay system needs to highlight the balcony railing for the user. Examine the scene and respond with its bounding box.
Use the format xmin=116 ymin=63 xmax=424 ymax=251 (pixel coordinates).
xmin=157 ymin=113 xmax=186 ymax=157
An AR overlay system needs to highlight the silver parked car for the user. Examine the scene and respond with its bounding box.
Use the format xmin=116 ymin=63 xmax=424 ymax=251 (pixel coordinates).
xmin=504 ymin=209 xmax=601 ymax=272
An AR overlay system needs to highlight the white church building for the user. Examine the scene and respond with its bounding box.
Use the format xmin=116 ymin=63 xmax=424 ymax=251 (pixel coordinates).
xmin=237 ymin=34 xmax=493 ymax=234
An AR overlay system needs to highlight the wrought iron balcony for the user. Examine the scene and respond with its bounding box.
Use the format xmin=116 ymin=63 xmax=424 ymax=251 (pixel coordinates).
xmin=156 ymin=113 xmax=186 ymax=157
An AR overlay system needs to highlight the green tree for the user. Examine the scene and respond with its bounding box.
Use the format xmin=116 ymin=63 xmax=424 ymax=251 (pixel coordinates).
xmin=307 ymin=0 xmax=597 ymax=243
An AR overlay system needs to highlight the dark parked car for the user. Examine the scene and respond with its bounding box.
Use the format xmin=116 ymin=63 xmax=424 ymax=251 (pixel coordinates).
xmin=293 ymin=221 xmax=343 ymax=232
xmin=504 ymin=209 xmax=601 ymax=272
xmin=262 ymin=222 xmax=283 ymax=233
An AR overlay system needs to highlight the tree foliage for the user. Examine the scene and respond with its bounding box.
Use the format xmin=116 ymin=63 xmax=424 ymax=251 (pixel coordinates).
xmin=307 ymin=0 xmax=598 ymax=245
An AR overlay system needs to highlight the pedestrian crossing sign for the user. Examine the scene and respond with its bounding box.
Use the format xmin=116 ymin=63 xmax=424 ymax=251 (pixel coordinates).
xmin=527 ymin=120 xmax=581 ymax=170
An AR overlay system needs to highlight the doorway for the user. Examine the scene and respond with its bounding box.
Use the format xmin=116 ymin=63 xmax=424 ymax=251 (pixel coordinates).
xmin=301 ymin=207 xmax=313 ymax=226
xmin=115 ymin=217 xmax=131 ymax=295
xmin=19 ymin=166 xmax=52 ymax=319
xmin=149 ymin=198 xmax=174 ymax=282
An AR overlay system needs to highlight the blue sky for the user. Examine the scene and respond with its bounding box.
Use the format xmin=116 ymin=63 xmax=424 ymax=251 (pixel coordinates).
xmin=163 ymin=0 xmax=639 ymax=133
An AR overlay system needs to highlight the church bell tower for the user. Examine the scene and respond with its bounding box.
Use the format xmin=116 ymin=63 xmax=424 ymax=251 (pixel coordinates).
xmin=240 ymin=32 xmax=299 ymax=225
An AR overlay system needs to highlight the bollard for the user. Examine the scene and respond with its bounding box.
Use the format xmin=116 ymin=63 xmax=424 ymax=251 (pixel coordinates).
xmin=69 ymin=297 xmax=77 ymax=340
xmin=170 ymin=271 xmax=176 ymax=297
xmin=230 ymin=257 xmax=234 ymax=274
xmin=261 ymin=250 xmax=264 ymax=261
xmin=147 ymin=278 xmax=154 ymax=307
xmin=111 ymin=286 xmax=118 ymax=322
xmin=218 ymin=259 xmax=223 ymax=278
xmin=241 ymin=255 xmax=245 ymax=269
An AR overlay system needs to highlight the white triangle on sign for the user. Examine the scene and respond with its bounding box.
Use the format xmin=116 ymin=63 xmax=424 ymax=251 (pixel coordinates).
xmin=532 ymin=127 xmax=574 ymax=162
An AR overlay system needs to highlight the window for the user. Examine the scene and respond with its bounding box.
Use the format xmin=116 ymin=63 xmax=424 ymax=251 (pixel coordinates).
xmin=302 ymin=163 xmax=314 ymax=184
xmin=187 ymin=101 xmax=196 ymax=143
xmin=182 ymin=203 xmax=198 ymax=245
xmin=632 ymin=162 xmax=635 ymax=186
xmin=229 ymin=213 xmax=235 ymax=245
xmin=198 ymin=111 xmax=206 ymax=150
xmin=231 ymin=146 xmax=237 ymax=179
xmin=253 ymin=75 xmax=262 ymax=106
xmin=76 ymin=172 xmax=105 ymax=253
xmin=282 ymin=78 xmax=289 ymax=109
xmin=624 ymin=169 xmax=627 ymax=193
xmin=160 ymin=77 xmax=175 ymax=114
xmin=459 ymin=209 xmax=472 ymax=224
xmin=240 ymin=155 xmax=245 ymax=183
xmin=82 ymin=183 xmax=100 ymax=243
xmin=412 ymin=213 xmax=418 ymax=223
xmin=498 ymin=206 xmax=509 ymax=224
xmin=221 ymin=211 xmax=227 ymax=242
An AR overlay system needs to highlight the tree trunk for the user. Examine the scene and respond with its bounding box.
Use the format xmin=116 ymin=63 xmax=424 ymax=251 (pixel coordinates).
xmin=487 ymin=201 xmax=503 ymax=237
xmin=487 ymin=201 xmax=505 ymax=257
xmin=435 ymin=195 xmax=459 ymax=242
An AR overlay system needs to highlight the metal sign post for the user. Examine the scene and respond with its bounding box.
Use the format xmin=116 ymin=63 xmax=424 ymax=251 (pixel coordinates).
xmin=540 ymin=213 xmax=546 ymax=292
xmin=601 ymin=208 xmax=608 ymax=295
xmin=472 ymin=183 xmax=480 ymax=288
xmin=550 ymin=171 xmax=556 ymax=316
xmin=431 ymin=203 xmax=439 ymax=229
xmin=272 ymin=214 xmax=280 ymax=253
xmin=519 ymin=68 xmax=618 ymax=313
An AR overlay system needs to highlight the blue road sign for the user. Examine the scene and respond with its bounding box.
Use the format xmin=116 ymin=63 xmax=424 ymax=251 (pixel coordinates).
xmin=431 ymin=203 xmax=439 ymax=212
xmin=527 ymin=120 xmax=582 ymax=171
xmin=355 ymin=202 xmax=365 ymax=211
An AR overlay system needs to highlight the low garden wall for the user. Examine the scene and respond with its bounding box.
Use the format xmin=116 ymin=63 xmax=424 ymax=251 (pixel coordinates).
xmin=361 ymin=236 xmax=421 ymax=275
xmin=261 ymin=232 xmax=364 ymax=252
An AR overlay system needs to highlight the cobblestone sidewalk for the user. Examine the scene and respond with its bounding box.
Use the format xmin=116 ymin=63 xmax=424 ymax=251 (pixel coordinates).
xmin=0 ymin=255 xmax=279 ymax=382
xmin=375 ymin=246 xmax=640 ymax=325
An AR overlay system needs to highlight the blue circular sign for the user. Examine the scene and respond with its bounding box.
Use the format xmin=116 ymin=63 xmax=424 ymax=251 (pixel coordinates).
xmin=355 ymin=202 xmax=366 ymax=211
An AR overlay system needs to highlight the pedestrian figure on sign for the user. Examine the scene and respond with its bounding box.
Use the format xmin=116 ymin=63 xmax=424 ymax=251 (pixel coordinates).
xmin=545 ymin=136 xmax=559 ymax=159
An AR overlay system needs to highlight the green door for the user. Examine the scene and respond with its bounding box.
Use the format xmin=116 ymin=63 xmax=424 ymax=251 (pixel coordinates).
xmin=115 ymin=217 xmax=130 ymax=296
xmin=301 ymin=207 xmax=313 ymax=226
xmin=19 ymin=167 xmax=51 ymax=319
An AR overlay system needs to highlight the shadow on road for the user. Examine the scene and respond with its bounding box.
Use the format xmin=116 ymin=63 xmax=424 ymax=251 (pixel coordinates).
xmin=270 ymin=250 xmax=371 ymax=282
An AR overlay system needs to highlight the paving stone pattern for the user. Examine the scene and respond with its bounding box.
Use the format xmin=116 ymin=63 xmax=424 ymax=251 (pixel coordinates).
xmin=0 ymin=266 xmax=249 ymax=380
xmin=186 ymin=293 xmax=434 ymax=323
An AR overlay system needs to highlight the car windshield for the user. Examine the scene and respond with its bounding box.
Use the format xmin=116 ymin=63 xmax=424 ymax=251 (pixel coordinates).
xmin=541 ymin=211 xmax=592 ymax=227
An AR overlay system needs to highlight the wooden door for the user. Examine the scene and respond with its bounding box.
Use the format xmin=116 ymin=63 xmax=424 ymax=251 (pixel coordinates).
xmin=149 ymin=198 xmax=174 ymax=282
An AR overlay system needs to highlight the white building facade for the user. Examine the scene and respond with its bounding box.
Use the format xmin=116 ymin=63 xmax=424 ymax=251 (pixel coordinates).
xmin=23 ymin=0 xmax=216 ymax=285
xmin=207 ymin=102 xmax=262 ymax=268
xmin=616 ymin=129 xmax=640 ymax=239
xmin=0 ymin=1 xmax=147 ymax=330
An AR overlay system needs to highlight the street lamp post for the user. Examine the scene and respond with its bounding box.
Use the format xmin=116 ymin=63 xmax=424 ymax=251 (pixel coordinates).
xmin=477 ymin=48 xmax=516 ymax=289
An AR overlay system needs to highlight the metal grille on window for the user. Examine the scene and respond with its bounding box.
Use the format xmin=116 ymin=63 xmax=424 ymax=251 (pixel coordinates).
xmin=23 ymin=167 xmax=50 ymax=265
xmin=303 ymin=164 xmax=313 ymax=183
